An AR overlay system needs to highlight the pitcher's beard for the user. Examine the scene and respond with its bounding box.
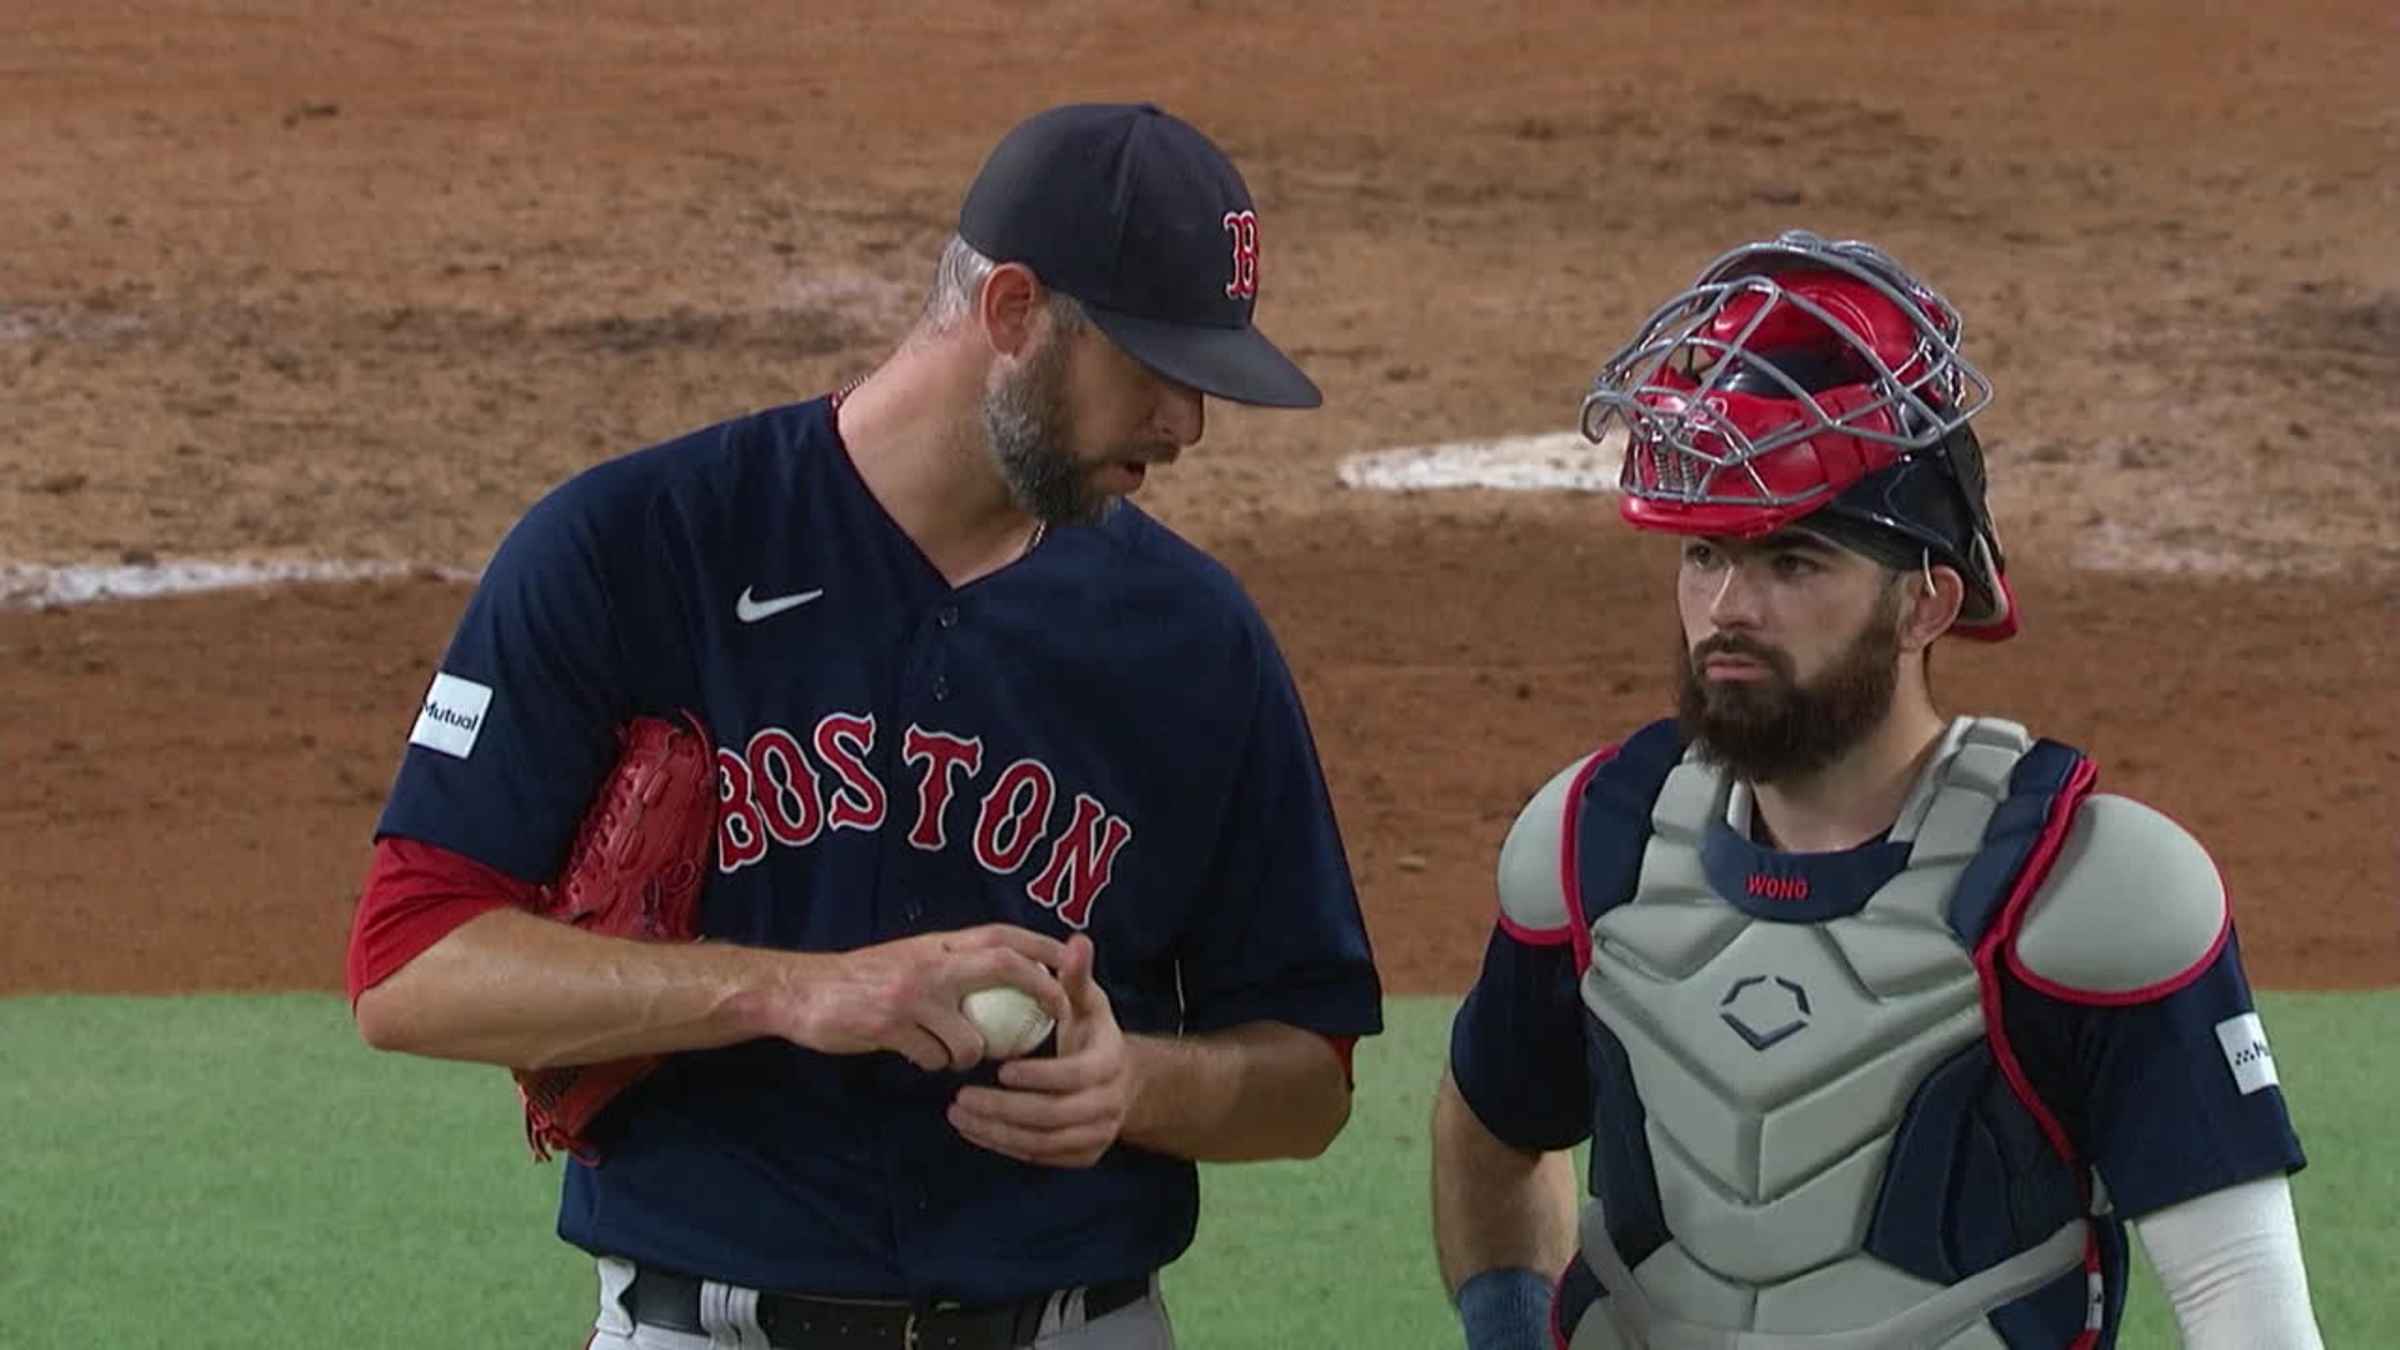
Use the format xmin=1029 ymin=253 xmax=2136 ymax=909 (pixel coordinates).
xmin=984 ymin=336 xmax=1112 ymax=527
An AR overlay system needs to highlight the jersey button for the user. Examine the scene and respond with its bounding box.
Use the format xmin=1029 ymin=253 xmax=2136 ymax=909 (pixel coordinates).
xmin=936 ymin=606 xmax=960 ymax=629
xmin=904 ymin=901 xmax=925 ymax=924
xmin=932 ymin=675 xmax=951 ymax=701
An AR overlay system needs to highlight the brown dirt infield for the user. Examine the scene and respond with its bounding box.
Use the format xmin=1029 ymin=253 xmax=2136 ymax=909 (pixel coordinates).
xmin=4 ymin=1 xmax=2395 ymax=996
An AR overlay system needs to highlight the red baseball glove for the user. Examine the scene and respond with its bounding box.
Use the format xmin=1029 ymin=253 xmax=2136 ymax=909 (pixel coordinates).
xmin=513 ymin=710 xmax=716 ymax=1162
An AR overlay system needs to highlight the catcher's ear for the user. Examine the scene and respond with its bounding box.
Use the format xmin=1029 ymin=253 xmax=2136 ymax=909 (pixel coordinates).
xmin=1898 ymin=561 xmax=1965 ymax=652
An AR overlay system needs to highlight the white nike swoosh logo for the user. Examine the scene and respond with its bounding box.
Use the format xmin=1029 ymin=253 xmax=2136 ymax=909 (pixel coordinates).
xmin=735 ymin=586 xmax=825 ymax=623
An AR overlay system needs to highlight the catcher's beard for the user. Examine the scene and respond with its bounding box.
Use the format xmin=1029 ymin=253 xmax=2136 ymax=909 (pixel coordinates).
xmin=983 ymin=329 xmax=1115 ymax=528
xmin=1675 ymin=588 xmax=1905 ymax=785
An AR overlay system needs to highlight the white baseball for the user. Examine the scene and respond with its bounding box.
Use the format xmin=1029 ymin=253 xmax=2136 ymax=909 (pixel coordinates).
xmin=960 ymin=985 xmax=1056 ymax=1060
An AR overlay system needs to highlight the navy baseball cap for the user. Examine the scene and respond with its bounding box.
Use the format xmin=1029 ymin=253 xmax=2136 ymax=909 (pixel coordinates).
xmin=959 ymin=103 xmax=1322 ymax=409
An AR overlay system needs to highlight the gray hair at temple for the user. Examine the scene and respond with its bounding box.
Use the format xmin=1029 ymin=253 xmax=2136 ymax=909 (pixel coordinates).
xmin=919 ymin=234 xmax=1087 ymax=336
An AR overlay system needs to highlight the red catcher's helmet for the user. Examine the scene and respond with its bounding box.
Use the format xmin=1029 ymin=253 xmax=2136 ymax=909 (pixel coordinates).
xmin=1581 ymin=230 xmax=2017 ymax=640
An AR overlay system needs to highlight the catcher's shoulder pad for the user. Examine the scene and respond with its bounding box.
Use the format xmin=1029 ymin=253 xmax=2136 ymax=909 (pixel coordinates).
xmin=1495 ymin=753 xmax=1603 ymax=937
xmin=2010 ymin=792 xmax=2229 ymax=998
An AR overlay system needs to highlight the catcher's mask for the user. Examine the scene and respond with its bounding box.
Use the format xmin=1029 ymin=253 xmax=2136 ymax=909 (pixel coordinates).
xmin=1581 ymin=229 xmax=2017 ymax=640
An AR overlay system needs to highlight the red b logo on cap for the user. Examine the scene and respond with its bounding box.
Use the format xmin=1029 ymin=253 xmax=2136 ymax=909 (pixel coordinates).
xmin=1223 ymin=210 xmax=1259 ymax=300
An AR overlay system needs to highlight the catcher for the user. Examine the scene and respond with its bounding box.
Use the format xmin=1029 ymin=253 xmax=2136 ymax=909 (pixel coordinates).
xmin=1432 ymin=230 xmax=2324 ymax=1348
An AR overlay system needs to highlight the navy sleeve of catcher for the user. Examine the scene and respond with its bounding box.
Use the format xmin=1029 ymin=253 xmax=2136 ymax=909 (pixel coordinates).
xmin=374 ymin=448 xmax=684 ymax=882
xmin=1170 ymin=621 xmax=1383 ymax=1039
xmin=2003 ymin=926 xmax=2306 ymax=1221
xmin=1450 ymin=926 xmax=1592 ymax=1151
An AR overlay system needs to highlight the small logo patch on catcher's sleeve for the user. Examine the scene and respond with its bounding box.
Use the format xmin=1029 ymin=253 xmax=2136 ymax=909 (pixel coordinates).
xmin=410 ymin=671 xmax=494 ymax=759
xmin=2214 ymin=1012 xmax=2279 ymax=1095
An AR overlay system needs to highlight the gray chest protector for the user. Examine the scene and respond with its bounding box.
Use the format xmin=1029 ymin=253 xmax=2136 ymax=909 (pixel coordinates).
xmin=1566 ymin=719 xmax=2087 ymax=1350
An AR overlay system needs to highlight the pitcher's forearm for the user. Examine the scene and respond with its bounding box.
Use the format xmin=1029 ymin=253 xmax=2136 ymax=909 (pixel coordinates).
xmin=1120 ymin=1022 xmax=1353 ymax=1162
xmin=353 ymin=908 xmax=801 ymax=1068
xmin=1431 ymin=1070 xmax=1579 ymax=1294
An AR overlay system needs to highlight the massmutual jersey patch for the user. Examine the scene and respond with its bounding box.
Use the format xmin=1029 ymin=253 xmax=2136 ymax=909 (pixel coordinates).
xmin=2215 ymin=1012 xmax=2279 ymax=1095
xmin=712 ymin=712 xmax=1132 ymax=930
xmin=409 ymin=671 xmax=494 ymax=759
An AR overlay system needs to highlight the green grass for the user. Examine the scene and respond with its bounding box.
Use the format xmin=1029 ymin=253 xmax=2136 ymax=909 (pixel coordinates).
xmin=0 ymin=992 xmax=2387 ymax=1347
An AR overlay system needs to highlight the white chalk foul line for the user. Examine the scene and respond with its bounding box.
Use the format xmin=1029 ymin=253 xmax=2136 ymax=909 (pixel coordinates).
xmin=1336 ymin=428 xmax=1625 ymax=493
xmin=0 ymin=559 xmax=477 ymax=610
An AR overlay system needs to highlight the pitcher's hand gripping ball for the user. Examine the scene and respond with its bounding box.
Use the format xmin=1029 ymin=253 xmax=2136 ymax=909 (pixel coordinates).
xmin=513 ymin=711 xmax=716 ymax=1162
xmin=962 ymin=984 xmax=1057 ymax=1060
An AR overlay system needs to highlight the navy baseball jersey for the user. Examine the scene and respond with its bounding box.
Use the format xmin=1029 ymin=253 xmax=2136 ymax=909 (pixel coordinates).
xmin=377 ymin=394 xmax=1383 ymax=1302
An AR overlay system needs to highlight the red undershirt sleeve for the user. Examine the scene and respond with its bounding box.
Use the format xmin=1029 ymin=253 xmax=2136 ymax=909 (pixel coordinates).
xmin=345 ymin=836 xmax=543 ymax=1006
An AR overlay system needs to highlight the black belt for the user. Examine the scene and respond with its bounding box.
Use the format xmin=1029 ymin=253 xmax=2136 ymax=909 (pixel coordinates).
xmin=626 ymin=1267 xmax=1148 ymax=1350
